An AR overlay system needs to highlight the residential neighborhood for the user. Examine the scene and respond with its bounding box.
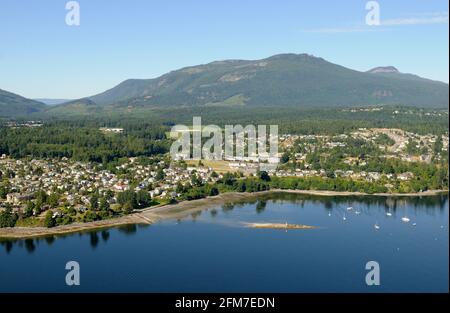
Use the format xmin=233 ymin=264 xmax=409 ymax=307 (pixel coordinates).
xmin=1 ymin=127 xmax=447 ymax=219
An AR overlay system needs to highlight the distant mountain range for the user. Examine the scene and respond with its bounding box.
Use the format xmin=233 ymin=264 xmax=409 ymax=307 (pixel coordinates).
xmin=1 ymin=53 xmax=448 ymax=117
xmin=33 ymin=98 xmax=73 ymax=106
xmin=367 ymin=66 xmax=400 ymax=74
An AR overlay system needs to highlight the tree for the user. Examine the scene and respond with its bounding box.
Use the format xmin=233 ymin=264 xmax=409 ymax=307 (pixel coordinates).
xmin=237 ymin=180 xmax=247 ymax=192
xmin=90 ymin=193 xmax=99 ymax=210
xmin=34 ymin=200 xmax=42 ymax=216
xmin=433 ymin=135 xmax=443 ymax=154
xmin=209 ymin=186 xmax=219 ymax=196
xmin=136 ymin=190 xmax=150 ymax=207
xmin=280 ymin=152 xmax=290 ymax=164
xmin=176 ymin=182 xmax=185 ymax=193
xmin=44 ymin=211 xmax=56 ymax=228
xmin=24 ymin=201 xmax=35 ymax=218
xmin=0 ymin=208 xmax=18 ymax=228
xmin=83 ymin=210 xmax=98 ymax=222
xmin=190 ymin=174 xmax=202 ymax=187
xmin=99 ymin=197 xmax=110 ymax=211
xmin=222 ymin=172 xmax=236 ymax=186
xmin=117 ymin=190 xmax=138 ymax=210
xmin=155 ymin=168 xmax=165 ymax=180
xmin=122 ymin=202 xmax=133 ymax=214
xmin=259 ymin=171 xmax=271 ymax=182
xmin=104 ymin=189 xmax=114 ymax=200
xmin=48 ymin=193 xmax=60 ymax=208
xmin=0 ymin=185 xmax=9 ymax=199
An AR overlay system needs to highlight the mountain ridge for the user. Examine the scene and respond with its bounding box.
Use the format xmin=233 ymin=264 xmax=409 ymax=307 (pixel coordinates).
xmin=78 ymin=53 xmax=448 ymax=109
xmin=1 ymin=53 xmax=448 ymax=118
xmin=0 ymin=89 xmax=45 ymax=117
xmin=367 ymin=66 xmax=400 ymax=74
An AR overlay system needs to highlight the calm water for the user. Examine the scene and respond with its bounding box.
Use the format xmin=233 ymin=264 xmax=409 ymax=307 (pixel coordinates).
xmin=0 ymin=193 xmax=448 ymax=292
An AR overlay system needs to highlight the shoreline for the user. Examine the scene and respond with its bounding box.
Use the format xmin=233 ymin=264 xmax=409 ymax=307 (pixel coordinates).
xmin=0 ymin=189 xmax=447 ymax=239
xmin=268 ymin=189 xmax=448 ymax=197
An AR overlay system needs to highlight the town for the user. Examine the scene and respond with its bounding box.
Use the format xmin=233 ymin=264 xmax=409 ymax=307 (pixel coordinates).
xmin=0 ymin=127 xmax=448 ymax=228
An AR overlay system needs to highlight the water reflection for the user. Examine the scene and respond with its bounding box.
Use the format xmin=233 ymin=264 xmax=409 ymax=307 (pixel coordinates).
xmin=101 ymin=230 xmax=110 ymax=242
xmin=222 ymin=203 xmax=235 ymax=212
xmin=24 ymin=239 xmax=36 ymax=253
xmin=190 ymin=210 xmax=202 ymax=221
xmin=89 ymin=232 xmax=99 ymax=249
xmin=210 ymin=208 xmax=218 ymax=217
xmin=45 ymin=236 xmax=55 ymax=245
xmin=256 ymin=200 xmax=267 ymax=214
xmin=117 ymin=224 xmax=137 ymax=235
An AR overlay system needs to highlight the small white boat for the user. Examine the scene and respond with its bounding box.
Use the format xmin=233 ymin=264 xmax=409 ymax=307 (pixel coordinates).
xmin=343 ymin=215 xmax=347 ymax=221
xmin=386 ymin=212 xmax=392 ymax=217
xmin=355 ymin=210 xmax=361 ymax=215
xmin=374 ymin=223 xmax=380 ymax=230
xmin=346 ymin=207 xmax=353 ymax=211
xmin=401 ymin=217 xmax=410 ymax=223
xmin=328 ymin=213 xmax=332 ymax=217
xmin=412 ymin=223 xmax=417 ymax=226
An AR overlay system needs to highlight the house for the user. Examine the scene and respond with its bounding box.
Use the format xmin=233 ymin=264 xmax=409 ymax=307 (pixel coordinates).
xmin=6 ymin=193 xmax=33 ymax=204
xmin=99 ymin=127 xmax=124 ymax=134
xmin=398 ymin=172 xmax=414 ymax=181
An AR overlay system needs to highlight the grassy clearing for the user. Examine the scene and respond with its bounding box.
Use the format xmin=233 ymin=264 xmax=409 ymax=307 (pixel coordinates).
xmin=186 ymin=159 xmax=238 ymax=173
xmin=15 ymin=217 xmax=43 ymax=227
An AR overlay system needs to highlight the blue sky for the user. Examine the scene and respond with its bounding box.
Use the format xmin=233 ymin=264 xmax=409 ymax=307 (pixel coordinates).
xmin=0 ymin=0 xmax=448 ymax=99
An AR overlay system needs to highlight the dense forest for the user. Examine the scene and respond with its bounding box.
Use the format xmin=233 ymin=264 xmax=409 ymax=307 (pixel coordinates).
xmin=0 ymin=105 xmax=448 ymax=164
xmin=0 ymin=124 xmax=170 ymax=163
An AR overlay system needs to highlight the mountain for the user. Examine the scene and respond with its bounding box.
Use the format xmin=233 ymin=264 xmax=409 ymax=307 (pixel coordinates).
xmin=69 ymin=53 xmax=447 ymax=110
xmin=33 ymin=98 xmax=72 ymax=106
xmin=367 ymin=66 xmax=400 ymax=74
xmin=0 ymin=89 xmax=45 ymax=117
xmin=47 ymin=98 xmax=102 ymax=115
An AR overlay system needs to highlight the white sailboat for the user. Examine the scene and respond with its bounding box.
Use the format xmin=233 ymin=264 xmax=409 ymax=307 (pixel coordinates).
xmin=401 ymin=203 xmax=411 ymax=223
xmin=401 ymin=216 xmax=410 ymax=223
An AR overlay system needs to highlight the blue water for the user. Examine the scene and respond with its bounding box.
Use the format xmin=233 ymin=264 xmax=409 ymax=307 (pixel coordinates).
xmin=0 ymin=193 xmax=448 ymax=292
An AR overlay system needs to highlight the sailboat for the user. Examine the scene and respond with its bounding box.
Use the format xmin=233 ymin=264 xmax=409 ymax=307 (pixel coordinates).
xmin=374 ymin=222 xmax=380 ymax=230
xmin=401 ymin=202 xmax=411 ymax=223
